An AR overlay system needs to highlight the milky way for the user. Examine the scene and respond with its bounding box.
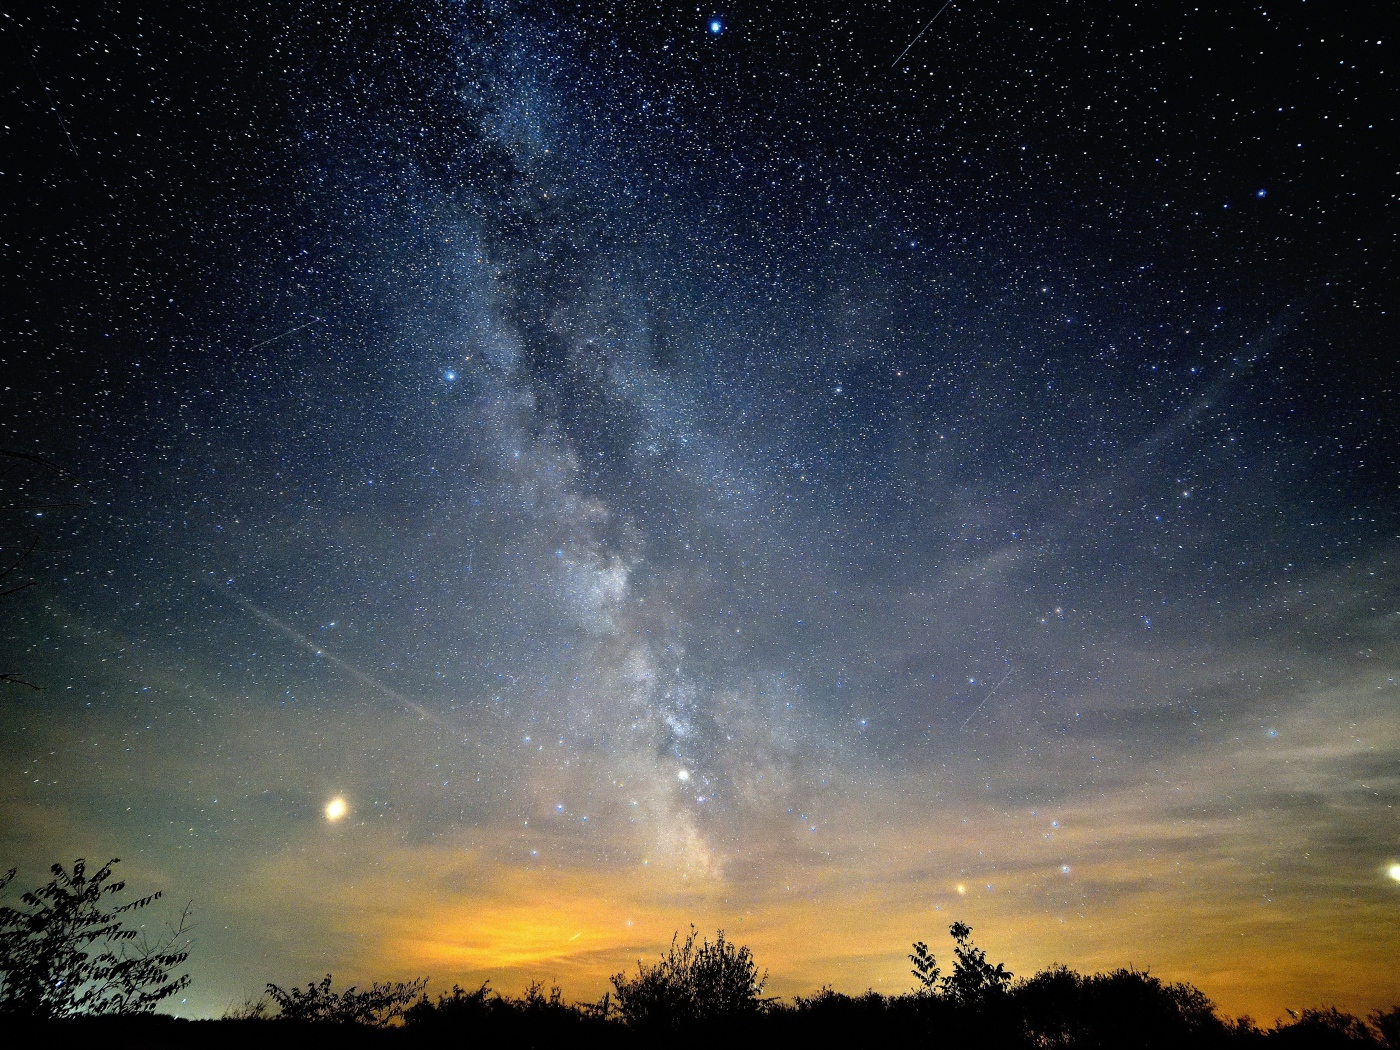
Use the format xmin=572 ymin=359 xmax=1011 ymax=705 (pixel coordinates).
xmin=2 ymin=0 xmax=1395 ymax=1021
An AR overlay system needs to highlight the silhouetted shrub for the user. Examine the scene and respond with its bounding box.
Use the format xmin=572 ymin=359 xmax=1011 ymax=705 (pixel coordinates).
xmin=1372 ymin=1007 xmax=1400 ymax=1050
xmin=610 ymin=927 xmax=769 ymax=1029
xmin=784 ymin=986 xmax=903 ymax=1047
xmin=515 ymin=979 xmax=578 ymax=1018
xmin=944 ymin=920 xmax=1013 ymax=1007
xmin=1266 ymin=1007 xmax=1379 ymax=1048
xmin=909 ymin=939 xmax=940 ymax=994
xmin=401 ymin=976 xmax=619 ymax=1045
xmin=404 ymin=980 xmax=495 ymax=1028
xmin=265 ymin=973 xmax=427 ymax=1026
xmin=1014 ymin=964 xmax=1228 ymax=1048
xmin=0 ymin=858 xmax=190 ymax=1018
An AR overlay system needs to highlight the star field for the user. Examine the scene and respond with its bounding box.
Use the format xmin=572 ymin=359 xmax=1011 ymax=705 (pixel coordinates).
xmin=1 ymin=0 xmax=1395 ymax=1021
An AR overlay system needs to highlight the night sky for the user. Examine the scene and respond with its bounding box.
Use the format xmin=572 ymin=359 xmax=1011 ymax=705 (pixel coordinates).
xmin=2 ymin=0 xmax=1396 ymax=1022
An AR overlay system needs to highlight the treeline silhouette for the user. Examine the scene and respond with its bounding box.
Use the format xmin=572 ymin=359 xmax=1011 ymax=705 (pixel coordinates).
xmin=3 ymin=860 xmax=1398 ymax=1048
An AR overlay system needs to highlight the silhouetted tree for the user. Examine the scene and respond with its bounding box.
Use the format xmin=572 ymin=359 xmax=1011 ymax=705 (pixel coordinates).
xmin=0 ymin=858 xmax=190 ymax=1018
xmin=610 ymin=927 xmax=769 ymax=1029
xmin=264 ymin=973 xmax=427 ymax=1026
xmin=909 ymin=939 xmax=940 ymax=994
xmin=944 ymin=921 xmax=1012 ymax=1007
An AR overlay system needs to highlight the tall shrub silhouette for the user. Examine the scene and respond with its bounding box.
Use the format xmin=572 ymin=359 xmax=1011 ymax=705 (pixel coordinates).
xmin=265 ymin=973 xmax=427 ymax=1026
xmin=0 ymin=858 xmax=190 ymax=1018
xmin=908 ymin=939 xmax=941 ymax=994
xmin=610 ymin=927 xmax=768 ymax=1028
xmin=943 ymin=921 xmax=1012 ymax=1006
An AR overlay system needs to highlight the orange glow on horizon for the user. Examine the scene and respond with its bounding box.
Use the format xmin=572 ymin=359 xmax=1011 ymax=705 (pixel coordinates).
xmin=229 ymin=788 xmax=1400 ymax=1025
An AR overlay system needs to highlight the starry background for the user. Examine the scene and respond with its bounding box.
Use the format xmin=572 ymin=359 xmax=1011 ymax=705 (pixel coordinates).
xmin=1 ymin=0 xmax=1396 ymax=1022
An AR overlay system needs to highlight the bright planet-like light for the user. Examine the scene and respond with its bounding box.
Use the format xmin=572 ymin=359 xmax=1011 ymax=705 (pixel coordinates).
xmin=708 ymin=20 xmax=723 ymax=34
xmin=325 ymin=797 xmax=348 ymax=822
xmin=1388 ymin=862 xmax=1400 ymax=883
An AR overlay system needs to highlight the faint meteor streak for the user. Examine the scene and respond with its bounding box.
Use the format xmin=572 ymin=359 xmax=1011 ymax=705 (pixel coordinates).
xmin=244 ymin=317 xmax=323 ymax=352
xmin=959 ymin=664 xmax=1014 ymax=732
xmin=218 ymin=581 xmax=443 ymax=725
xmin=891 ymin=1 xmax=956 ymax=68
xmin=29 ymin=54 xmax=78 ymax=155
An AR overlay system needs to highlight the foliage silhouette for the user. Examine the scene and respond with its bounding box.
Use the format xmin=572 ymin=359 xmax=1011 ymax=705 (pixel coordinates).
xmin=403 ymin=980 xmax=495 ymax=1027
xmin=6 ymin=911 xmax=1398 ymax=1048
xmin=402 ymin=976 xmax=619 ymax=1045
xmin=235 ymin=927 xmax=1400 ymax=1047
xmin=1264 ymin=1007 xmax=1384 ymax=1047
xmin=943 ymin=920 xmax=1013 ymax=1007
xmin=908 ymin=939 xmax=940 ymax=994
xmin=1372 ymin=1007 xmax=1400 ymax=1050
xmin=1015 ymin=963 xmax=1229 ymax=1048
xmin=609 ymin=926 xmax=770 ymax=1029
xmin=265 ymin=973 xmax=427 ymax=1026
xmin=0 ymin=858 xmax=190 ymax=1018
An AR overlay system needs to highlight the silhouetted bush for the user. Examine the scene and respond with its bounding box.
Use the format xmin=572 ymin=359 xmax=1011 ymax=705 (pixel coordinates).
xmin=610 ymin=926 xmax=770 ymax=1030
xmin=909 ymin=939 xmax=940 ymax=993
xmin=1014 ymin=964 xmax=1229 ymax=1048
xmin=1264 ymin=1007 xmax=1380 ymax=1048
xmin=7 ymin=908 xmax=1397 ymax=1049
xmin=265 ymin=973 xmax=427 ymax=1026
xmin=0 ymin=858 xmax=190 ymax=1018
xmin=944 ymin=920 xmax=1013 ymax=1007
xmin=403 ymin=980 xmax=495 ymax=1028
xmin=1372 ymin=1007 xmax=1400 ymax=1050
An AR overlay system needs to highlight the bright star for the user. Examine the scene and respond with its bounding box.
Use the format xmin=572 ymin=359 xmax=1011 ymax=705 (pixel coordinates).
xmin=324 ymin=797 xmax=347 ymax=822
xmin=444 ymin=370 xmax=457 ymax=382
xmin=708 ymin=19 xmax=723 ymax=34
